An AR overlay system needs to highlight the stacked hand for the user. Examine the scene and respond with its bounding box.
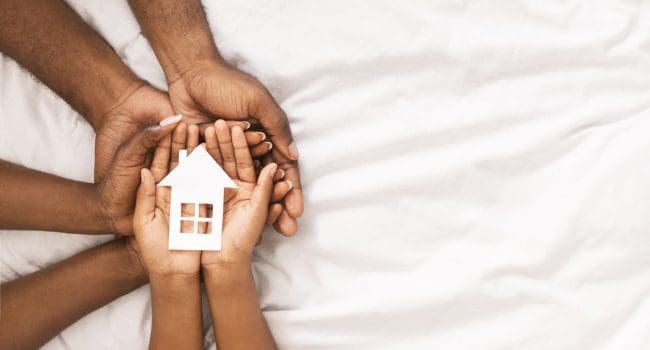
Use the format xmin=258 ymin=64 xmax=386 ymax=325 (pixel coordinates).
xmin=168 ymin=60 xmax=303 ymax=236
xmin=93 ymin=85 xmax=272 ymax=236
xmin=131 ymin=122 xmax=292 ymax=277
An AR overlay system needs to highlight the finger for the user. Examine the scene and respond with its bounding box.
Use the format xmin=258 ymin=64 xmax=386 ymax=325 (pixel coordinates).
xmin=245 ymin=131 xmax=266 ymax=146
xmin=250 ymin=90 xmax=299 ymax=160
xmin=170 ymin=122 xmax=188 ymax=170
xmin=250 ymin=141 xmax=273 ymax=158
xmin=275 ymin=210 xmax=298 ymax=236
xmin=204 ymin=126 xmax=223 ymax=165
xmin=273 ymin=148 xmax=304 ymax=218
xmin=215 ymin=119 xmax=237 ymax=179
xmin=232 ymin=126 xmax=256 ymax=183
xmin=251 ymin=163 xmax=277 ymax=212
xmin=197 ymin=120 xmax=251 ymax=137
xmin=134 ymin=169 xmax=157 ymax=225
xmin=187 ymin=124 xmax=200 ymax=154
xmin=266 ymin=203 xmax=283 ymax=225
xmin=116 ymin=115 xmax=182 ymax=170
xmin=150 ymin=135 xmax=171 ymax=182
xmin=273 ymin=169 xmax=286 ymax=182
xmin=271 ymin=180 xmax=292 ymax=203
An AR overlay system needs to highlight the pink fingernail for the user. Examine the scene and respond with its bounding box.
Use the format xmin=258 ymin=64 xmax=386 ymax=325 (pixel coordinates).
xmin=159 ymin=114 xmax=182 ymax=127
xmin=257 ymin=132 xmax=267 ymax=141
xmin=264 ymin=141 xmax=273 ymax=150
xmin=288 ymin=142 xmax=299 ymax=159
xmin=243 ymin=121 xmax=251 ymax=130
xmin=286 ymin=180 xmax=293 ymax=191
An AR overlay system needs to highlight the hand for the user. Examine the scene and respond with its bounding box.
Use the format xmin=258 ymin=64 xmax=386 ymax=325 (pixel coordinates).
xmin=168 ymin=60 xmax=303 ymax=236
xmin=94 ymin=84 xmax=266 ymax=181
xmin=132 ymin=132 xmax=201 ymax=277
xmin=94 ymin=84 xmax=175 ymax=181
xmin=200 ymin=122 xmax=287 ymax=271
xmin=95 ymin=116 xmax=182 ymax=235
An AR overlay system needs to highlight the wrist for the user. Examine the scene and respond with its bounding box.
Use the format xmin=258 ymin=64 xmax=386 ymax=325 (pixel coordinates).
xmin=203 ymin=264 xmax=253 ymax=290
xmin=89 ymin=79 xmax=147 ymax=132
xmin=113 ymin=238 xmax=149 ymax=286
xmin=150 ymin=273 xmax=201 ymax=295
xmin=149 ymin=24 xmax=223 ymax=84
xmin=92 ymin=185 xmax=120 ymax=235
xmin=80 ymin=182 xmax=115 ymax=234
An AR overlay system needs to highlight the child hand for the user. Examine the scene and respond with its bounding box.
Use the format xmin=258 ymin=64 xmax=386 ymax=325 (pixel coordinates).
xmin=132 ymin=128 xmax=201 ymax=278
xmin=200 ymin=120 xmax=290 ymax=271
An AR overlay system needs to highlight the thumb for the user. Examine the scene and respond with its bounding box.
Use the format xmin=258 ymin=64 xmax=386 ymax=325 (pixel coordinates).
xmin=251 ymin=93 xmax=299 ymax=160
xmin=134 ymin=168 xmax=156 ymax=226
xmin=119 ymin=115 xmax=183 ymax=163
xmin=251 ymin=163 xmax=277 ymax=213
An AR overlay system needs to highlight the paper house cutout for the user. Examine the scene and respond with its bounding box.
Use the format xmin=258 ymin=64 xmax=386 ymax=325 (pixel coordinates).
xmin=158 ymin=146 xmax=237 ymax=250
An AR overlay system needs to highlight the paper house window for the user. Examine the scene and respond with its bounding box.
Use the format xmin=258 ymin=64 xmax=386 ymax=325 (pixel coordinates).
xmin=158 ymin=147 xmax=237 ymax=250
xmin=180 ymin=203 xmax=213 ymax=234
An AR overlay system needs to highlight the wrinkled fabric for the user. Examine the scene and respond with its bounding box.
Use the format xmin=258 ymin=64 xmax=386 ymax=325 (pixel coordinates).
xmin=2 ymin=1 xmax=650 ymax=349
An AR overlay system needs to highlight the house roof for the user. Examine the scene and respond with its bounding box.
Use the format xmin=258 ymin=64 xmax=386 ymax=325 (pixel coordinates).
xmin=158 ymin=146 xmax=237 ymax=189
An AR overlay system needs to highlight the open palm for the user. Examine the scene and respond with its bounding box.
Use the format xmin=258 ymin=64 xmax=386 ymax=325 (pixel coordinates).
xmin=132 ymin=133 xmax=201 ymax=277
xmin=199 ymin=122 xmax=287 ymax=270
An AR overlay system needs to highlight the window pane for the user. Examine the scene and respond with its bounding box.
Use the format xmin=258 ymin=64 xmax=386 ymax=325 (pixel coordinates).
xmin=181 ymin=203 xmax=195 ymax=218
xmin=198 ymin=203 xmax=212 ymax=218
xmin=180 ymin=219 xmax=195 ymax=233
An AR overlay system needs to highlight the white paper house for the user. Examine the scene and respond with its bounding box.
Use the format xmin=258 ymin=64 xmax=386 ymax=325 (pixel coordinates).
xmin=158 ymin=146 xmax=237 ymax=250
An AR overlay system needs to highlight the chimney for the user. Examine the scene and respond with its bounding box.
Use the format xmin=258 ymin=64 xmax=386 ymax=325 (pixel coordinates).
xmin=179 ymin=150 xmax=187 ymax=165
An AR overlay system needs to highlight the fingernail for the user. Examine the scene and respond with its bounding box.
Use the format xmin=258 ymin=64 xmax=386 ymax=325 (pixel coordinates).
xmin=286 ymin=180 xmax=293 ymax=191
xmin=253 ymin=160 xmax=261 ymax=167
xmin=264 ymin=141 xmax=273 ymax=150
xmin=140 ymin=169 xmax=146 ymax=182
xmin=257 ymin=132 xmax=267 ymax=141
xmin=269 ymin=163 xmax=278 ymax=175
xmin=160 ymin=114 xmax=182 ymax=127
xmin=243 ymin=121 xmax=251 ymax=130
xmin=288 ymin=142 xmax=299 ymax=159
xmin=276 ymin=169 xmax=285 ymax=179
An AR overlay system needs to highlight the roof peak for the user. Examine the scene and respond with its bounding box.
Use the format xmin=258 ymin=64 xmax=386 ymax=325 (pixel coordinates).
xmin=158 ymin=147 xmax=237 ymax=188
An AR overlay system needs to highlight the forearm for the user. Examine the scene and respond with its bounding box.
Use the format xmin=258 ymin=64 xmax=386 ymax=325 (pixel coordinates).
xmin=0 ymin=0 xmax=142 ymax=129
xmin=127 ymin=0 xmax=222 ymax=83
xmin=0 ymin=238 xmax=147 ymax=350
xmin=0 ymin=160 xmax=109 ymax=234
xmin=149 ymin=275 xmax=203 ymax=350
xmin=204 ymin=267 xmax=277 ymax=350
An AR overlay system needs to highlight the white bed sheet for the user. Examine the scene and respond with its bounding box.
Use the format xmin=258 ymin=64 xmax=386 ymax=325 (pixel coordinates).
xmin=2 ymin=1 xmax=650 ymax=349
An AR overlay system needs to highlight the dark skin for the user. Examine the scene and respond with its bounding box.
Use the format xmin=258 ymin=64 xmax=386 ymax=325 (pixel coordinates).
xmin=0 ymin=0 xmax=273 ymax=234
xmin=0 ymin=238 xmax=147 ymax=350
xmin=0 ymin=124 xmax=291 ymax=350
xmin=134 ymin=124 xmax=279 ymax=349
xmin=0 ymin=120 xmax=181 ymax=235
xmin=127 ymin=0 xmax=304 ymax=236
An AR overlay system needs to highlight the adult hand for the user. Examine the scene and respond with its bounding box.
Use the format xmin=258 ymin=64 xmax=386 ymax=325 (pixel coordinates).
xmin=168 ymin=60 xmax=303 ymax=236
xmin=94 ymin=84 xmax=266 ymax=181
xmin=96 ymin=115 xmax=182 ymax=235
xmin=93 ymin=85 xmax=175 ymax=182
